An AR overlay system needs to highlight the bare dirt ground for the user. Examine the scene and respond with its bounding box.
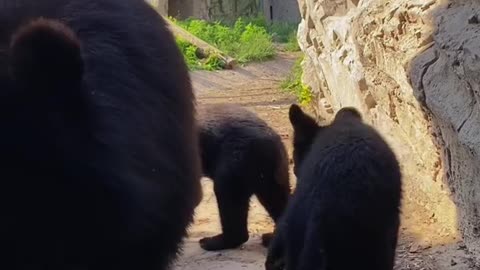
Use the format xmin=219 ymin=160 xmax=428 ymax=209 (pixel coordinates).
xmin=173 ymin=52 xmax=478 ymax=270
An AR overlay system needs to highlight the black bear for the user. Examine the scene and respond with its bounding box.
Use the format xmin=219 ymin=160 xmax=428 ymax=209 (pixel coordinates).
xmin=197 ymin=103 xmax=291 ymax=251
xmin=265 ymin=105 xmax=402 ymax=270
xmin=0 ymin=0 xmax=202 ymax=269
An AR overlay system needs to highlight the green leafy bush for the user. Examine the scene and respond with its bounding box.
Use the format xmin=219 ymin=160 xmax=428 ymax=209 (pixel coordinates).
xmin=236 ymin=24 xmax=275 ymax=62
xmin=240 ymin=16 xmax=300 ymax=51
xmin=171 ymin=16 xmax=300 ymax=70
xmin=174 ymin=17 xmax=275 ymax=64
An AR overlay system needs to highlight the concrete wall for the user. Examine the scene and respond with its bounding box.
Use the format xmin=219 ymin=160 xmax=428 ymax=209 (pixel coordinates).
xmin=168 ymin=0 xmax=194 ymax=19
xmin=145 ymin=0 xmax=168 ymax=15
xmin=205 ymin=0 xmax=261 ymax=22
xmin=264 ymin=0 xmax=301 ymax=23
xmin=150 ymin=0 xmax=300 ymax=23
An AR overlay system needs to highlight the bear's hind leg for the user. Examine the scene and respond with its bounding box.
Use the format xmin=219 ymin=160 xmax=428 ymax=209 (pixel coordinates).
xmin=199 ymin=177 xmax=250 ymax=251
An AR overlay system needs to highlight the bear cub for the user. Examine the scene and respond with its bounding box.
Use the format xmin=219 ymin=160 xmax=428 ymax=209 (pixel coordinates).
xmin=198 ymin=103 xmax=291 ymax=251
xmin=266 ymin=105 xmax=402 ymax=270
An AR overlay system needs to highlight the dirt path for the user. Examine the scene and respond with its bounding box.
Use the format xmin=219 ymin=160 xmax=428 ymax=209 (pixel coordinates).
xmin=173 ymin=52 xmax=477 ymax=270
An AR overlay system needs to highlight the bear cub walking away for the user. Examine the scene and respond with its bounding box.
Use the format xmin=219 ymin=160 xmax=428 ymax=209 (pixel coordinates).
xmin=266 ymin=104 xmax=402 ymax=270
xmin=198 ymin=103 xmax=291 ymax=251
xmin=1 ymin=0 xmax=201 ymax=269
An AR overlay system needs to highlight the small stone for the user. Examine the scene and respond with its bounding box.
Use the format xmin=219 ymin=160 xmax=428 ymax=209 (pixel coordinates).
xmin=409 ymin=243 xmax=420 ymax=253
xmin=409 ymin=240 xmax=431 ymax=253
xmin=468 ymin=15 xmax=479 ymax=24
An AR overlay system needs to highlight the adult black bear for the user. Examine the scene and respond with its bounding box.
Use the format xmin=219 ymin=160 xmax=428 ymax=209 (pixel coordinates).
xmin=197 ymin=104 xmax=291 ymax=251
xmin=265 ymin=105 xmax=402 ymax=270
xmin=0 ymin=0 xmax=202 ymax=269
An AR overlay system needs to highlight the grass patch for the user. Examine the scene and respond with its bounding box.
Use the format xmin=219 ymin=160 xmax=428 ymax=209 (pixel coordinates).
xmin=281 ymin=57 xmax=313 ymax=105
xmin=284 ymin=30 xmax=300 ymax=52
xmin=173 ymin=17 xmax=276 ymax=64
xmin=242 ymin=16 xmax=300 ymax=51
xmin=171 ymin=16 xmax=300 ymax=70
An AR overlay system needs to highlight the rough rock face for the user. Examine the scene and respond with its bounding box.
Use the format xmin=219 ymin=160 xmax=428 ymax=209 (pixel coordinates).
xmin=411 ymin=0 xmax=480 ymax=254
xmin=298 ymin=0 xmax=480 ymax=255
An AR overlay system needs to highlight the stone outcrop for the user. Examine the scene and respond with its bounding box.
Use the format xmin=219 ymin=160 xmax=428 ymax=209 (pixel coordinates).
xmin=410 ymin=0 xmax=480 ymax=254
xmin=297 ymin=0 xmax=480 ymax=255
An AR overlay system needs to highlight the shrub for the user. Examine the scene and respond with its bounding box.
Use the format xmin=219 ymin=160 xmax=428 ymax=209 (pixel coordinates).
xmin=172 ymin=16 xmax=300 ymax=70
xmin=174 ymin=17 xmax=276 ymax=64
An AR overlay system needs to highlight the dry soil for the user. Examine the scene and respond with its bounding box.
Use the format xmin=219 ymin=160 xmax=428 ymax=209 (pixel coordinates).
xmin=173 ymin=52 xmax=478 ymax=270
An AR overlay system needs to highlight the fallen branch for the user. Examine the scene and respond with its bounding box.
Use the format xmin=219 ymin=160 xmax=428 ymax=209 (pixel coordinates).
xmin=164 ymin=17 xmax=236 ymax=69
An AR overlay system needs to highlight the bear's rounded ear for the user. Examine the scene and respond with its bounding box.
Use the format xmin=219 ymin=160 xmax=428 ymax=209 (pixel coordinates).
xmin=9 ymin=17 xmax=83 ymax=91
xmin=335 ymin=107 xmax=362 ymax=121
xmin=289 ymin=104 xmax=318 ymax=132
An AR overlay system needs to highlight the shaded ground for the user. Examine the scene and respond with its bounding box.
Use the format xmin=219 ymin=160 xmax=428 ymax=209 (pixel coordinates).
xmin=173 ymin=52 xmax=477 ymax=270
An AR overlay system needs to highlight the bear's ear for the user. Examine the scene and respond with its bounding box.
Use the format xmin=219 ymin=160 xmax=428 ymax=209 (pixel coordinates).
xmin=335 ymin=107 xmax=362 ymax=122
xmin=9 ymin=17 xmax=83 ymax=91
xmin=289 ymin=104 xmax=318 ymax=143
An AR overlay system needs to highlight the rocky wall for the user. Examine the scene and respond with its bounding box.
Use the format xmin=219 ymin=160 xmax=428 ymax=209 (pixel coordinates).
xmin=297 ymin=0 xmax=480 ymax=255
xmin=410 ymin=0 xmax=480 ymax=254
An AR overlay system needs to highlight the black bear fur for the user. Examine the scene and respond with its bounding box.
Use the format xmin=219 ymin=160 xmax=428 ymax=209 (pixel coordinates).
xmin=265 ymin=104 xmax=402 ymax=270
xmin=197 ymin=103 xmax=291 ymax=251
xmin=0 ymin=0 xmax=202 ymax=269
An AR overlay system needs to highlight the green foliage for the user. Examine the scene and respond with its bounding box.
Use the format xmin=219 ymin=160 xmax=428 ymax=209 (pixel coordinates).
xmin=175 ymin=17 xmax=275 ymax=64
xmin=203 ymin=54 xmax=224 ymax=71
xmin=268 ymin=22 xmax=297 ymax=43
xmin=281 ymin=57 xmax=313 ymax=105
xmin=239 ymin=15 xmax=300 ymax=51
xmin=175 ymin=38 xmax=223 ymax=71
xmin=239 ymin=14 xmax=268 ymax=29
xmin=285 ymin=30 xmax=300 ymax=52
xmin=236 ymin=24 xmax=276 ymax=62
xmin=171 ymin=16 xmax=300 ymax=70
